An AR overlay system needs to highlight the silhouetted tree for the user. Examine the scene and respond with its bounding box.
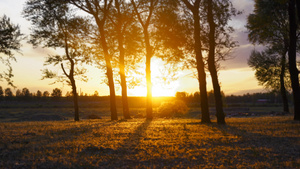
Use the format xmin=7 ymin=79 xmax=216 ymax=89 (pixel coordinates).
xmin=248 ymin=49 xmax=291 ymax=111
xmin=68 ymin=0 xmax=118 ymax=121
xmin=179 ymin=0 xmax=210 ymax=123
xmin=176 ymin=92 xmax=188 ymax=99
xmin=15 ymin=89 xmax=21 ymax=97
xmin=22 ymin=88 xmax=31 ymax=97
xmin=43 ymin=91 xmax=50 ymax=97
xmin=288 ymin=0 xmax=300 ymax=120
xmin=93 ymin=90 xmax=99 ymax=97
xmin=0 ymin=86 xmax=3 ymax=97
xmin=130 ymin=0 xmax=163 ymax=119
xmin=4 ymin=88 xmax=13 ymax=97
xmin=24 ymin=0 xmax=91 ymax=121
xmin=36 ymin=90 xmax=42 ymax=97
xmin=246 ymin=0 xmax=294 ymax=113
xmin=0 ymin=15 xmax=23 ymax=86
xmin=51 ymin=88 xmax=62 ymax=97
xmin=108 ymin=0 xmax=143 ymax=119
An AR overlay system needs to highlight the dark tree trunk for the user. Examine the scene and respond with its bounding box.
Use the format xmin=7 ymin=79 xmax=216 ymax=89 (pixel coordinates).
xmin=115 ymin=2 xmax=131 ymax=119
xmin=71 ymin=79 xmax=79 ymax=121
xmin=192 ymin=7 xmax=210 ymax=123
xmin=288 ymin=0 xmax=300 ymax=121
xmin=280 ymin=50 xmax=289 ymax=113
xmin=62 ymin=37 xmax=79 ymax=121
xmin=98 ymin=21 xmax=118 ymax=121
xmin=296 ymin=0 xmax=300 ymax=22
xmin=117 ymin=31 xmax=130 ymax=119
xmin=207 ymin=0 xmax=225 ymax=124
xmin=144 ymin=28 xmax=153 ymax=120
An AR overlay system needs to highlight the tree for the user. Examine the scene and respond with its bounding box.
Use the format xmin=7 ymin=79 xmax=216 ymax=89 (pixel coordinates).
xmin=180 ymin=0 xmax=211 ymax=123
xmin=69 ymin=0 xmax=118 ymax=121
xmin=43 ymin=91 xmax=50 ymax=97
xmin=108 ymin=0 xmax=143 ymax=119
xmin=288 ymin=0 xmax=300 ymax=120
xmin=246 ymin=0 xmax=293 ymax=113
xmin=0 ymin=86 xmax=3 ymax=97
xmin=0 ymin=15 xmax=23 ymax=86
xmin=130 ymin=0 xmax=162 ymax=119
xmin=176 ymin=92 xmax=188 ymax=99
xmin=205 ymin=0 xmax=238 ymax=124
xmin=51 ymin=88 xmax=62 ymax=97
xmin=36 ymin=90 xmax=42 ymax=97
xmin=24 ymin=0 xmax=91 ymax=121
xmin=15 ymin=89 xmax=21 ymax=97
xmin=22 ymin=88 xmax=31 ymax=97
xmin=4 ymin=88 xmax=13 ymax=97
xmin=248 ymin=49 xmax=291 ymax=112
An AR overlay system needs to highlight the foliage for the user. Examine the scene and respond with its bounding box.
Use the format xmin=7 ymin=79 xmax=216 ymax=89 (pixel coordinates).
xmin=0 ymin=15 xmax=23 ymax=86
xmin=51 ymin=88 xmax=62 ymax=97
xmin=43 ymin=91 xmax=50 ymax=97
xmin=4 ymin=88 xmax=13 ymax=97
xmin=23 ymin=0 xmax=91 ymax=86
xmin=36 ymin=90 xmax=42 ymax=97
xmin=157 ymin=100 xmax=189 ymax=117
xmin=0 ymin=86 xmax=3 ymax=97
xmin=248 ymin=49 xmax=291 ymax=92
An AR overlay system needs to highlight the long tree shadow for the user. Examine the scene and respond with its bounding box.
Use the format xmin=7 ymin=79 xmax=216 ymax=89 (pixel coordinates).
xmin=204 ymin=121 xmax=300 ymax=164
xmin=117 ymin=119 xmax=152 ymax=154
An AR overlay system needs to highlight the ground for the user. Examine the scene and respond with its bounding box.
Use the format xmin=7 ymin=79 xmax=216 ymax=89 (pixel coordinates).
xmin=0 ymin=116 xmax=299 ymax=168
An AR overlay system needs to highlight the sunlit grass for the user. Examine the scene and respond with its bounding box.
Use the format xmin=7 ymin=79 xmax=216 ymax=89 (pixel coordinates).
xmin=0 ymin=116 xmax=299 ymax=168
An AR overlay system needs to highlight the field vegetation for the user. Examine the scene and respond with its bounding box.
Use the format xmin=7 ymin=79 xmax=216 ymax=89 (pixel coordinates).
xmin=1 ymin=114 xmax=299 ymax=168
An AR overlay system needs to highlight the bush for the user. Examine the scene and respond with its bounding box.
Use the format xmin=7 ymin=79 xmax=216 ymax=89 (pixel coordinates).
xmin=157 ymin=100 xmax=189 ymax=118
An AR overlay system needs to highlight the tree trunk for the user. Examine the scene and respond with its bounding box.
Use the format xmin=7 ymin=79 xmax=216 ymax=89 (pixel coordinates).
xmin=98 ymin=21 xmax=118 ymax=121
xmin=288 ymin=0 xmax=300 ymax=121
xmin=71 ymin=79 xmax=79 ymax=121
xmin=62 ymin=36 xmax=79 ymax=122
xmin=115 ymin=0 xmax=130 ymax=119
xmin=296 ymin=0 xmax=300 ymax=22
xmin=193 ymin=9 xmax=210 ymax=123
xmin=144 ymin=28 xmax=153 ymax=120
xmin=118 ymin=32 xmax=131 ymax=119
xmin=280 ymin=50 xmax=289 ymax=113
xmin=207 ymin=0 xmax=225 ymax=124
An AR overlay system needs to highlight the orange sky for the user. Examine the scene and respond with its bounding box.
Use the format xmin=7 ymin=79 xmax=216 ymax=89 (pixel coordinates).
xmin=0 ymin=0 xmax=265 ymax=96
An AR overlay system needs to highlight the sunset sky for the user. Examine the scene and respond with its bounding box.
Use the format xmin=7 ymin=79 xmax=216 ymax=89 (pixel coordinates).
xmin=0 ymin=0 xmax=265 ymax=97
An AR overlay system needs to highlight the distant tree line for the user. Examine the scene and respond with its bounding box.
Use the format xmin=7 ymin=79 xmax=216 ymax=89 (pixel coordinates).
xmin=0 ymin=86 xmax=62 ymax=99
xmin=176 ymin=91 xmax=292 ymax=106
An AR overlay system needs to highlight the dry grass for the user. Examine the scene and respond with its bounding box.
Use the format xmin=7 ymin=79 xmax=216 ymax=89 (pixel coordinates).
xmin=0 ymin=116 xmax=299 ymax=168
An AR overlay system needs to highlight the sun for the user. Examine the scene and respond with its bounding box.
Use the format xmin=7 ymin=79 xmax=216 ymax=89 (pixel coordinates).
xmin=127 ymin=57 xmax=179 ymax=97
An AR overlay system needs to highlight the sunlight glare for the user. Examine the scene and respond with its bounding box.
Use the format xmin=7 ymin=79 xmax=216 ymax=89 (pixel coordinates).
xmin=128 ymin=57 xmax=179 ymax=97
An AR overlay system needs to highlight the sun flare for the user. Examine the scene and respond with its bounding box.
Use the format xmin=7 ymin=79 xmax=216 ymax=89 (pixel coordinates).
xmin=127 ymin=57 xmax=179 ymax=97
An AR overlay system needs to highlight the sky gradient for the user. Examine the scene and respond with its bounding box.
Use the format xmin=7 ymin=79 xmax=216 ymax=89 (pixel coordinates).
xmin=0 ymin=0 xmax=265 ymax=96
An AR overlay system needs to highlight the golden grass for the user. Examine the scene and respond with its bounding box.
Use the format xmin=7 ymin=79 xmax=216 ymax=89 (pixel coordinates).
xmin=0 ymin=116 xmax=299 ymax=168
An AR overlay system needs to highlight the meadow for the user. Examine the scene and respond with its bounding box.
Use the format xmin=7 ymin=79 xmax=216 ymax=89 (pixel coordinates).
xmin=1 ymin=115 xmax=299 ymax=168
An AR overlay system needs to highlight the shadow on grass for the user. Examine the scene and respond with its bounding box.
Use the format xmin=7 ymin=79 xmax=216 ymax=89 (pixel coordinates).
xmin=204 ymin=122 xmax=299 ymax=164
xmin=117 ymin=119 xmax=152 ymax=153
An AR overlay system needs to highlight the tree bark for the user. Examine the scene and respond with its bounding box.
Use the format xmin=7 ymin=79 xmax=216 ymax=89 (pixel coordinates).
xmin=117 ymin=27 xmax=131 ymax=119
xmin=71 ymin=78 xmax=79 ymax=121
xmin=114 ymin=1 xmax=130 ymax=119
xmin=62 ymin=36 xmax=79 ymax=121
xmin=144 ymin=28 xmax=153 ymax=120
xmin=288 ymin=0 xmax=300 ymax=121
xmin=207 ymin=0 xmax=225 ymax=124
xmin=97 ymin=19 xmax=118 ymax=121
xmin=192 ymin=5 xmax=210 ymax=123
xmin=280 ymin=50 xmax=289 ymax=113
xmin=296 ymin=0 xmax=300 ymax=22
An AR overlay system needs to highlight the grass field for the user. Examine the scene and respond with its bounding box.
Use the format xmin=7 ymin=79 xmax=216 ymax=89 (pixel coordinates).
xmin=0 ymin=116 xmax=299 ymax=168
